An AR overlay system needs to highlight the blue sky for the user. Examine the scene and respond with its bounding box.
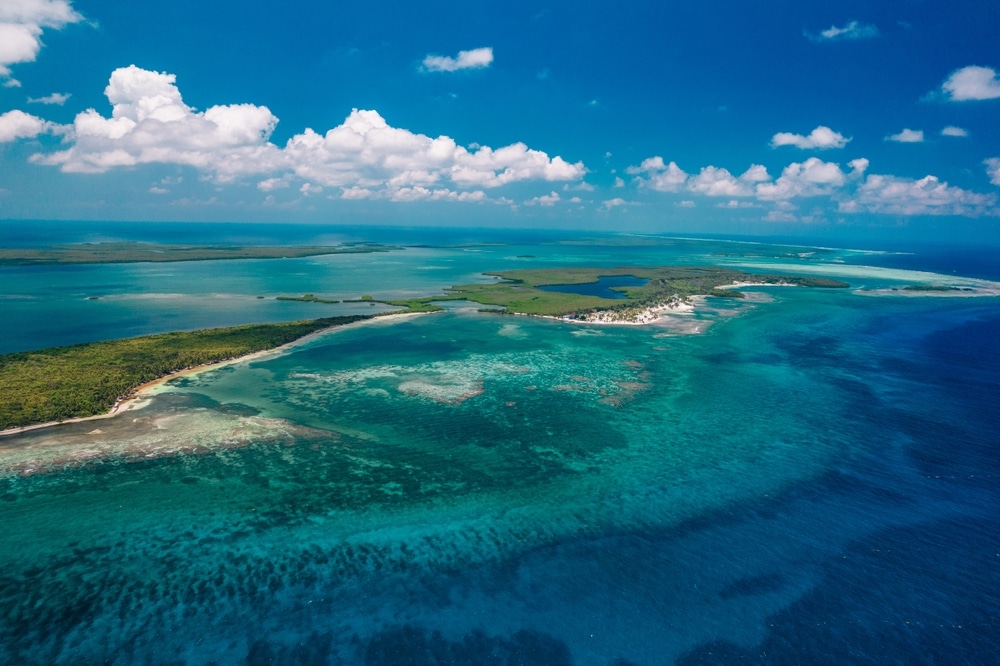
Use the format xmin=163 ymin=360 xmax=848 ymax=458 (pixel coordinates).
xmin=1 ymin=0 xmax=999 ymax=239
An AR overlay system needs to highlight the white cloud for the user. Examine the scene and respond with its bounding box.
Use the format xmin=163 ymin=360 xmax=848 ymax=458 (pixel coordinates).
xmin=717 ymin=200 xmax=759 ymax=209
xmin=940 ymin=66 xmax=1000 ymax=101
xmin=526 ymin=191 xmax=560 ymax=206
xmin=257 ymin=176 xmax=290 ymax=191
xmin=148 ymin=186 xmax=168 ymax=194
xmin=764 ymin=210 xmax=798 ymax=223
xmin=299 ymin=182 xmax=322 ymax=196
xmin=848 ymin=174 xmax=997 ymax=216
xmin=0 ymin=0 xmax=84 ymax=84
xmin=341 ymin=186 xmax=374 ymax=200
xmin=0 ymin=109 xmax=58 ymax=141
xmin=847 ymin=158 xmax=869 ymax=176
xmin=771 ymin=126 xmax=850 ymax=150
xmin=807 ymin=20 xmax=879 ymax=42
xmin=626 ymin=151 xmax=995 ymax=218
xmin=24 ymin=65 xmax=585 ymax=200
xmin=601 ymin=197 xmax=629 ymax=209
xmin=422 ymin=47 xmax=493 ymax=73
xmin=281 ymin=109 xmax=585 ymax=191
xmin=755 ymin=157 xmax=849 ymax=200
xmin=390 ymin=187 xmax=486 ymax=202
xmin=626 ymin=156 xmax=688 ymax=191
xmin=885 ymin=128 xmax=924 ymax=143
xmin=27 ymin=91 xmax=70 ymax=105
xmin=613 ymin=176 xmax=625 ymax=188
xmin=739 ymin=164 xmax=771 ymax=182
xmin=688 ymin=166 xmax=752 ymax=197
xmin=629 ymin=158 xmax=775 ymax=198
xmin=32 ymin=65 xmax=282 ymax=176
xmin=941 ymin=126 xmax=969 ymax=137
xmin=676 ymin=200 xmax=696 ymax=208
xmin=986 ymin=158 xmax=1000 ymax=186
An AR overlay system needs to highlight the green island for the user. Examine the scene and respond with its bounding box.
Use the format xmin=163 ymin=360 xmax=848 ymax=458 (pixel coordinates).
xmin=0 ymin=315 xmax=371 ymax=431
xmin=0 ymin=241 xmax=398 ymax=266
xmin=0 ymin=266 xmax=848 ymax=431
xmin=901 ymin=285 xmax=973 ymax=292
xmin=378 ymin=266 xmax=850 ymax=318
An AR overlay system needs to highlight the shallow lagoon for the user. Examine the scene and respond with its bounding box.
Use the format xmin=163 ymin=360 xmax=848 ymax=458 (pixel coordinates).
xmin=1 ymin=228 xmax=998 ymax=664
xmin=537 ymin=275 xmax=649 ymax=299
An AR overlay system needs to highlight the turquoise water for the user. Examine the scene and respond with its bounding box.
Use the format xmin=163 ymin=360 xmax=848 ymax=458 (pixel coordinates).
xmin=1 ymin=229 xmax=998 ymax=664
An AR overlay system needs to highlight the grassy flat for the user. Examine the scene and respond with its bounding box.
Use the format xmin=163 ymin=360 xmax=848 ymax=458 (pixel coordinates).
xmin=394 ymin=266 xmax=850 ymax=316
xmin=0 ymin=241 xmax=398 ymax=265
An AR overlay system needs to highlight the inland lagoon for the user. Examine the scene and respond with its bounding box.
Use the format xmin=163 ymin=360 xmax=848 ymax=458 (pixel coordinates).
xmin=1 ymin=226 xmax=998 ymax=664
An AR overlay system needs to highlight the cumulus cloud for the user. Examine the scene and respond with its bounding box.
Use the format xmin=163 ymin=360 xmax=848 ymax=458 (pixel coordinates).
xmin=740 ymin=164 xmax=771 ymax=183
xmin=807 ymin=20 xmax=879 ymax=42
xmin=257 ymin=176 xmax=290 ymax=191
xmin=340 ymin=186 xmax=374 ymax=200
xmin=525 ymin=191 xmax=560 ymax=206
xmin=755 ymin=157 xmax=850 ymax=201
xmin=0 ymin=109 xmax=60 ymax=141
xmin=885 ymin=128 xmax=924 ymax=143
xmin=628 ymin=151 xmax=995 ymax=217
xmin=23 ymin=65 xmax=585 ymax=200
xmin=390 ymin=187 xmax=487 ymax=202
xmin=688 ymin=166 xmax=753 ymax=197
xmin=771 ymin=126 xmax=850 ymax=150
xmin=28 ymin=91 xmax=70 ymax=105
xmin=421 ymin=47 xmax=493 ymax=73
xmin=31 ymin=65 xmax=282 ymax=177
xmin=764 ymin=210 xmax=799 ymax=223
xmin=0 ymin=0 xmax=84 ymax=85
xmin=629 ymin=159 xmax=770 ymax=197
xmin=601 ymin=197 xmax=630 ymax=209
xmin=847 ymin=174 xmax=997 ymax=216
xmin=986 ymin=158 xmax=1000 ymax=186
xmin=940 ymin=126 xmax=969 ymax=137
xmin=626 ymin=156 xmax=688 ymax=191
xmin=940 ymin=66 xmax=1000 ymax=101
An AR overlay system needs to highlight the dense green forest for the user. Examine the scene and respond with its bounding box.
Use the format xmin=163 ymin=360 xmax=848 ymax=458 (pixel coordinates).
xmin=0 ymin=316 xmax=370 ymax=430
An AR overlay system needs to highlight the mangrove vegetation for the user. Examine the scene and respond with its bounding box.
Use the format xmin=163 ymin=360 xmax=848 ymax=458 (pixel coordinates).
xmin=0 ymin=315 xmax=371 ymax=430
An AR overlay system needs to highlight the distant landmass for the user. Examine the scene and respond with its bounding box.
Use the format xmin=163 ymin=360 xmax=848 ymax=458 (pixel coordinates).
xmin=0 ymin=241 xmax=399 ymax=265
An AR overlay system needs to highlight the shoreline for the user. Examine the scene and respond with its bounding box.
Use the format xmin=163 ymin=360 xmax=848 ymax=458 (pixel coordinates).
xmin=538 ymin=299 xmax=696 ymax=327
xmin=0 ymin=311 xmax=429 ymax=439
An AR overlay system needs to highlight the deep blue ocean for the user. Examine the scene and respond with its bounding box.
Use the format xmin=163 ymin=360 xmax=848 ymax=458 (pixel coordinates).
xmin=0 ymin=222 xmax=997 ymax=664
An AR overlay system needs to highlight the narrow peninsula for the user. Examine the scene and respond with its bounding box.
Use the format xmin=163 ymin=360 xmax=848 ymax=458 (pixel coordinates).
xmin=0 ymin=315 xmax=373 ymax=431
